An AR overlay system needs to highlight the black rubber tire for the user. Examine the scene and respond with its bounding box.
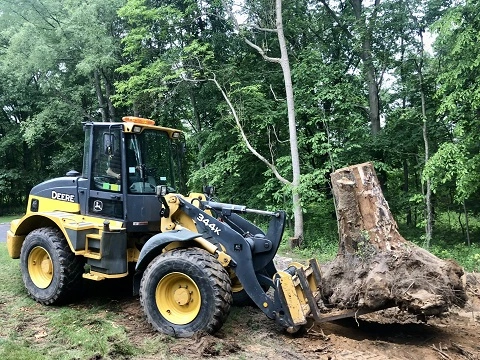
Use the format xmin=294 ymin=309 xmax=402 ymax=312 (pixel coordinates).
xmin=231 ymin=271 xmax=270 ymax=307
xmin=20 ymin=227 xmax=84 ymax=305
xmin=232 ymin=287 xmax=254 ymax=306
xmin=139 ymin=248 xmax=232 ymax=337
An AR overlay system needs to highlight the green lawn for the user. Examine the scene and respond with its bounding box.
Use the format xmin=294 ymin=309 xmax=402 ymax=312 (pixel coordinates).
xmin=0 ymin=242 xmax=289 ymax=359
xmin=0 ymin=215 xmax=22 ymax=224
xmin=0 ymin=243 xmax=174 ymax=360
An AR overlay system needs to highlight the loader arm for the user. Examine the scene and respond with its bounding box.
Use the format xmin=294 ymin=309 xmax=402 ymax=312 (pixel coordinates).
xmin=203 ymin=201 xmax=285 ymax=273
xmin=176 ymin=198 xmax=281 ymax=316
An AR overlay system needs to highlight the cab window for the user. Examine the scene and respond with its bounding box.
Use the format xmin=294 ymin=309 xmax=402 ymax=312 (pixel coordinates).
xmin=91 ymin=127 xmax=123 ymax=192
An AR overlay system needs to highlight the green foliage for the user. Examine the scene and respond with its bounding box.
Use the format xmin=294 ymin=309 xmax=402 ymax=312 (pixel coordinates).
xmin=428 ymin=0 xmax=480 ymax=211
xmin=1 ymin=0 xmax=480 ymax=253
xmin=429 ymin=243 xmax=480 ymax=272
xmin=0 ymin=0 xmax=132 ymax=216
xmin=434 ymin=1 xmax=480 ymax=118
xmin=424 ymin=142 xmax=480 ymax=203
xmin=293 ymin=201 xmax=339 ymax=262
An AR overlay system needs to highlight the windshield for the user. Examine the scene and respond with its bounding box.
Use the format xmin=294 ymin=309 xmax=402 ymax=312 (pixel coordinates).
xmin=126 ymin=130 xmax=183 ymax=194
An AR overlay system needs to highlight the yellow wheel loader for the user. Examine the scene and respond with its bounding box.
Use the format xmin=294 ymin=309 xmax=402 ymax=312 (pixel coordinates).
xmin=7 ymin=116 xmax=326 ymax=337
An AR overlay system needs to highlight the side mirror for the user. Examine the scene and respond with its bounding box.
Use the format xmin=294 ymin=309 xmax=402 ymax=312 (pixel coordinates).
xmin=156 ymin=185 xmax=168 ymax=197
xmin=66 ymin=170 xmax=80 ymax=177
xmin=156 ymin=185 xmax=170 ymax=218
xmin=203 ymin=185 xmax=215 ymax=199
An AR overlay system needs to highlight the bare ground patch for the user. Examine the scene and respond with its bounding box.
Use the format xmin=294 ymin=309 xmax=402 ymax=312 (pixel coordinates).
xmin=4 ymin=264 xmax=479 ymax=359
xmin=111 ymin=273 xmax=480 ymax=360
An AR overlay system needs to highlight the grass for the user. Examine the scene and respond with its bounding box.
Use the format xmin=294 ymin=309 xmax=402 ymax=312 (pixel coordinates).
xmin=428 ymin=243 xmax=480 ymax=272
xmin=0 ymin=243 xmax=175 ymax=360
xmin=0 ymin=243 xmax=272 ymax=360
xmin=398 ymin=217 xmax=480 ymax=272
xmin=0 ymin=215 xmax=22 ymax=224
xmin=277 ymin=239 xmax=337 ymax=265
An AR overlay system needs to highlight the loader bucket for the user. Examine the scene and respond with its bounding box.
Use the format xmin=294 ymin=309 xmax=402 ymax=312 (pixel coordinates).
xmin=274 ymin=258 xmax=324 ymax=328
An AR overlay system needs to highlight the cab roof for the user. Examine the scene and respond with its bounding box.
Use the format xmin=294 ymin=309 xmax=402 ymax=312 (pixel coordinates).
xmin=85 ymin=116 xmax=183 ymax=139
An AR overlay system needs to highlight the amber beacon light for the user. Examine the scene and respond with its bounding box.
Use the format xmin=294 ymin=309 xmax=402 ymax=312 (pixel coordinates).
xmin=122 ymin=116 xmax=155 ymax=125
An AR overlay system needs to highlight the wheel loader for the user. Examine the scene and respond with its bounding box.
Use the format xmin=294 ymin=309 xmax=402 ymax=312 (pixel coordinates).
xmin=6 ymin=116 xmax=333 ymax=337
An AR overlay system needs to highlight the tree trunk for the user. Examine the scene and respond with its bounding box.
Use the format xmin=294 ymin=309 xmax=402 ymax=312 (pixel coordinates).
xmin=101 ymin=70 xmax=116 ymax=121
xmin=403 ymin=159 xmax=412 ymax=225
xmin=188 ymin=88 xmax=205 ymax=170
xmin=417 ymin=28 xmax=433 ymax=248
xmin=421 ymin=84 xmax=433 ymax=248
xmin=276 ymin=0 xmax=304 ymax=246
xmin=322 ymin=162 xmax=466 ymax=316
xmin=225 ymin=0 xmax=304 ymax=247
xmin=330 ymin=162 xmax=405 ymax=254
xmin=94 ymin=70 xmax=107 ymax=122
xmin=463 ymin=200 xmax=471 ymax=246
xmin=350 ymin=0 xmax=381 ymax=135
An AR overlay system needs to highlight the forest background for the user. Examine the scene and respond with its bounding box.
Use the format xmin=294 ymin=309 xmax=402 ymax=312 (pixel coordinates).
xmin=1 ymin=0 xmax=479 ymax=269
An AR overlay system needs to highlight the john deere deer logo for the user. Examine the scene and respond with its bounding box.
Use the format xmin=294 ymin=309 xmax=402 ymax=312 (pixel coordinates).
xmin=93 ymin=200 xmax=103 ymax=212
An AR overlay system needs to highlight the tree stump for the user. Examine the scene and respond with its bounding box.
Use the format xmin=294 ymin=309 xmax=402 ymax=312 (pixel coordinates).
xmin=321 ymin=162 xmax=466 ymax=316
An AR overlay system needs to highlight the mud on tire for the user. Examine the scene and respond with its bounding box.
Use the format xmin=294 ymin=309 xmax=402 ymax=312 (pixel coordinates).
xmin=20 ymin=227 xmax=84 ymax=305
xmin=140 ymin=247 xmax=232 ymax=337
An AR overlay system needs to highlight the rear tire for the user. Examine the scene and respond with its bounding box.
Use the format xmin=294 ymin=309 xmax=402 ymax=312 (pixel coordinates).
xmin=20 ymin=227 xmax=84 ymax=305
xmin=140 ymin=248 xmax=232 ymax=337
xmin=231 ymin=271 xmax=270 ymax=307
xmin=231 ymin=276 xmax=257 ymax=306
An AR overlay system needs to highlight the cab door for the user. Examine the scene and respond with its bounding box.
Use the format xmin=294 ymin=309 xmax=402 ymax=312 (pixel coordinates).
xmin=87 ymin=125 xmax=125 ymax=219
xmin=123 ymin=133 xmax=162 ymax=232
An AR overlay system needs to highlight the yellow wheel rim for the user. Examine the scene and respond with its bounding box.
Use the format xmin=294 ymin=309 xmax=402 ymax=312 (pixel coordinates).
xmin=231 ymin=276 xmax=244 ymax=293
xmin=156 ymin=272 xmax=201 ymax=325
xmin=28 ymin=246 xmax=53 ymax=289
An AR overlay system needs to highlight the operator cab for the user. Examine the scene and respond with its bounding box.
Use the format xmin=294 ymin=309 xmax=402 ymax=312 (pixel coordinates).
xmin=78 ymin=117 xmax=185 ymax=232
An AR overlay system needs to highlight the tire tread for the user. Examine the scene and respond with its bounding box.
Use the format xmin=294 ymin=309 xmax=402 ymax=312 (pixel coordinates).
xmin=139 ymin=247 xmax=232 ymax=337
xmin=21 ymin=227 xmax=84 ymax=305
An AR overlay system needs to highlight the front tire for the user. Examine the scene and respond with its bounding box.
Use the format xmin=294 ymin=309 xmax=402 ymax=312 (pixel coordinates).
xmin=20 ymin=227 xmax=84 ymax=305
xmin=140 ymin=248 xmax=232 ymax=337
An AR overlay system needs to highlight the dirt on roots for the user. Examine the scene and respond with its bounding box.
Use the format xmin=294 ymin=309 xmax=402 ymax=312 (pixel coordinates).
xmin=320 ymin=246 xmax=467 ymax=318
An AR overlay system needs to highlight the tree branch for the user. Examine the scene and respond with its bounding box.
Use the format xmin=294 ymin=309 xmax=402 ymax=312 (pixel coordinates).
xmin=241 ymin=23 xmax=278 ymax=33
xmin=223 ymin=1 xmax=281 ymax=63
xmin=244 ymin=38 xmax=281 ymax=63
xmin=271 ymin=125 xmax=288 ymax=143
xmin=319 ymin=0 xmax=353 ymax=38
xmin=270 ymin=84 xmax=283 ymax=101
xmin=210 ymin=75 xmax=290 ymax=185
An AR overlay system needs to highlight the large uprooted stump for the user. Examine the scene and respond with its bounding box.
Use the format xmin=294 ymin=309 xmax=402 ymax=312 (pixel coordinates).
xmin=321 ymin=162 xmax=466 ymax=318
